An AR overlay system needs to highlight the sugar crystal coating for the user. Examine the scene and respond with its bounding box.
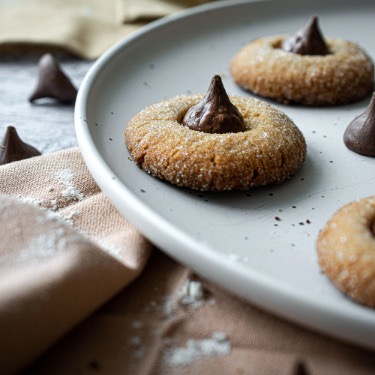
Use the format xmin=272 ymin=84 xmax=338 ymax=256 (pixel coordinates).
xmin=231 ymin=36 xmax=374 ymax=106
xmin=317 ymin=196 xmax=375 ymax=308
xmin=125 ymin=95 xmax=306 ymax=191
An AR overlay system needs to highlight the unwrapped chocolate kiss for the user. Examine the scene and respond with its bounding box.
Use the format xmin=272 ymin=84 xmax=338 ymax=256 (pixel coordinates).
xmin=29 ymin=53 xmax=77 ymax=103
xmin=0 ymin=126 xmax=41 ymax=165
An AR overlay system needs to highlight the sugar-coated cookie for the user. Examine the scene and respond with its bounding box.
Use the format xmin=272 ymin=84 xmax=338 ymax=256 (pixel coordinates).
xmin=231 ymin=17 xmax=374 ymax=106
xmin=125 ymin=76 xmax=306 ymax=191
xmin=317 ymin=196 xmax=375 ymax=308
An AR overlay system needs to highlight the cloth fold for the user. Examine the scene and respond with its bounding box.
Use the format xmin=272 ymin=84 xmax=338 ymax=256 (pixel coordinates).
xmin=0 ymin=148 xmax=153 ymax=374
xmin=0 ymin=0 xmax=129 ymax=59
xmin=0 ymin=0 xmax=214 ymax=59
xmin=0 ymin=147 xmax=374 ymax=375
xmin=121 ymin=0 xmax=214 ymax=22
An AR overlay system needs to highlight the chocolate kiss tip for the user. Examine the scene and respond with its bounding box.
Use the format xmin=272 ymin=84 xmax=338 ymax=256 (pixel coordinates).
xmin=29 ymin=53 xmax=78 ymax=103
xmin=282 ymin=15 xmax=329 ymax=56
xmin=0 ymin=126 xmax=41 ymax=165
xmin=182 ymin=75 xmax=246 ymax=134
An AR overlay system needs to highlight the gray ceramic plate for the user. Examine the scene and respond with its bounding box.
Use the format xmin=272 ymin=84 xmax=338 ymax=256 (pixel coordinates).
xmin=75 ymin=0 xmax=375 ymax=350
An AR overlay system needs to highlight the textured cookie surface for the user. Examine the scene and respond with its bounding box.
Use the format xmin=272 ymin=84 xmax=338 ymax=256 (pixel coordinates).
xmin=231 ymin=36 xmax=374 ymax=106
xmin=125 ymin=95 xmax=306 ymax=191
xmin=317 ymin=197 xmax=375 ymax=308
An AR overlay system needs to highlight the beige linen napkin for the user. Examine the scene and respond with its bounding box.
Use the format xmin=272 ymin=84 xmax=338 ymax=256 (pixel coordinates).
xmin=0 ymin=148 xmax=374 ymax=375
xmin=0 ymin=147 xmax=153 ymax=374
xmin=0 ymin=0 xmax=214 ymax=59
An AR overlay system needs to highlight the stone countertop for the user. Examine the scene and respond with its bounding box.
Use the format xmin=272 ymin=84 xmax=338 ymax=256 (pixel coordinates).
xmin=0 ymin=54 xmax=93 ymax=155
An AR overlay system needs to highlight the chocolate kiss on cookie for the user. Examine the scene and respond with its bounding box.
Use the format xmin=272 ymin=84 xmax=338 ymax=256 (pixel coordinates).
xmin=182 ymin=75 xmax=246 ymax=134
xmin=29 ymin=53 xmax=77 ymax=103
xmin=0 ymin=126 xmax=41 ymax=165
xmin=282 ymin=16 xmax=329 ymax=56
xmin=343 ymin=93 xmax=375 ymax=156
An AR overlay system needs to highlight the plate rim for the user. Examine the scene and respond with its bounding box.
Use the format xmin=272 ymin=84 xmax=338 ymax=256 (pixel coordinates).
xmin=75 ymin=0 xmax=375 ymax=351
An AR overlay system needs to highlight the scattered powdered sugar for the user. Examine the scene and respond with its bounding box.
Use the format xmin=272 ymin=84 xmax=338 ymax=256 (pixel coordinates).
xmin=7 ymin=226 xmax=70 ymax=265
xmin=131 ymin=320 xmax=143 ymax=330
xmin=163 ymin=297 xmax=175 ymax=317
xmin=94 ymin=238 xmax=125 ymax=263
xmin=154 ymin=277 xmax=217 ymax=312
xmin=61 ymin=185 xmax=83 ymax=202
xmin=163 ymin=332 xmax=231 ymax=367
xmin=15 ymin=195 xmax=43 ymax=208
xmin=55 ymin=169 xmax=75 ymax=185
xmin=50 ymin=199 xmax=58 ymax=211
xmin=12 ymin=195 xmax=80 ymax=229
xmin=113 ymin=276 xmax=224 ymax=368
xmin=142 ymin=297 xmax=175 ymax=318
xmin=179 ymin=279 xmax=205 ymax=308
xmin=55 ymin=169 xmax=84 ymax=203
xmin=129 ymin=335 xmax=145 ymax=358
xmin=59 ymin=209 xmax=81 ymax=226
xmin=128 ymin=321 xmax=147 ymax=359
xmin=11 ymin=169 xmax=84 ymax=216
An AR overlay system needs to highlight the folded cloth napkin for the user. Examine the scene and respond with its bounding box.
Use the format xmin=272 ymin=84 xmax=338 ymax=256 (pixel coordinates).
xmin=0 ymin=0 xmax=214 ymax=59
xmin=0 ymin=148 xmax=153 ymax=374
xmin=0 ymin=148 xmax=374 ymax=375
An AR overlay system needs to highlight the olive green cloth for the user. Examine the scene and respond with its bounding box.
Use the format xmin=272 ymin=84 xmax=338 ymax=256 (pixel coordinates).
xmin=122 ymin=0 xmax=215 ymax=22
xmin=0 ymin=0 xmax=214 ymax=59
